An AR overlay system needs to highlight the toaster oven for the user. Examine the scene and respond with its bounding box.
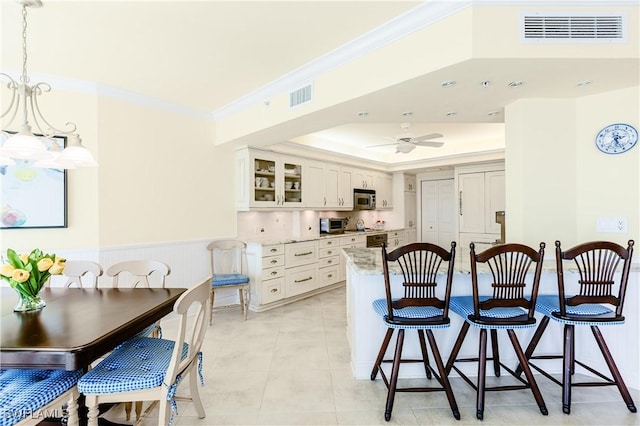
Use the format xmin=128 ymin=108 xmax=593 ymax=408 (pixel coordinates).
xmin=320 ymin=218 xmax=346 ymax=234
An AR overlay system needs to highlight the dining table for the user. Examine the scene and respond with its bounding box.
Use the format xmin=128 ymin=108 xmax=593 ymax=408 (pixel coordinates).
xmin=0 ymin=286 xmax=186 ymax=371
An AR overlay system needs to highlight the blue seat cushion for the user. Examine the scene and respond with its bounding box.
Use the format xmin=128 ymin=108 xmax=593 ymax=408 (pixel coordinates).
xmin=212 ymin=273 xmax=249 ymax=287
xmin=78 ymin=337 xmax=187 ymax=395
xmin=449 ymin=296 xmax=535 ymax=329
xmin=372 ymin=299 xmax=449 ymax=330
xmin=535 ymin=294 xmax=619 ymax=326
xmin=0 ymin=369 xmax=82 ymax=426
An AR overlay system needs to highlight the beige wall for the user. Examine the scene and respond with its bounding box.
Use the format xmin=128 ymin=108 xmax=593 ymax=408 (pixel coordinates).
xmin=0 ymin=90 xmax=237 ymax=252
xmin=505 ymin=86 xmax=639 ymax=249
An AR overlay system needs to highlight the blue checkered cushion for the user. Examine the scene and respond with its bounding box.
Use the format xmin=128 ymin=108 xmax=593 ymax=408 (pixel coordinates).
xmin=78 ymin=337 xmax=188 ymax=394
xmin=449 ymin=296 xmax=535 ymax=329
xmin=0 ymin=369 xmax=82 ymax=426
xmin=372 ymin=299 xmax=449 ymax=329
xmin=212 ymin=273 xmax=249 ymax=287
xmin=535 ymin=294 xmax=619 ymax=326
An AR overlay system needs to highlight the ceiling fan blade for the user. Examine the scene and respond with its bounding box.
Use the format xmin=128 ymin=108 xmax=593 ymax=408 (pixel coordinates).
xmin=366 ymin=142 xmax=398 ymax=148
xmin=414 ymin=140 xmax=444 ymax=147
xmin=410 ymin=132 xmax=443 ymax=142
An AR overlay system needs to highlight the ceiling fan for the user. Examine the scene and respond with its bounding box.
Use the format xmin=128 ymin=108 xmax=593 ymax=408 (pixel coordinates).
xmin=367 ymin=123 xmax=444 ymax=153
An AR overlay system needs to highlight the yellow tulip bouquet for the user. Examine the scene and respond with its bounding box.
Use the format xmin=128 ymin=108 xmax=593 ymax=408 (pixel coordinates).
xmin=0 ymin=248 xmax=65 ymax=311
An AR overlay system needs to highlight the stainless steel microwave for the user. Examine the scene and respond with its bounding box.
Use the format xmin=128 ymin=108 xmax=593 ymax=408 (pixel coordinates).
xmin=354 ymin=189 xmax=376 ymax=210
xmin=320 ymin=218 xmax=346 ymax=234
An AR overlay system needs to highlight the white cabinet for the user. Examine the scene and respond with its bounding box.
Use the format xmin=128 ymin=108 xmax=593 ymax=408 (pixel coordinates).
xmin=318 ymin=237 xmax=340 ymax=287
xmin=404 ymin=175 xmax=416 ymax=192
xmin=305 ymin=161 xmax=351 ymax=210
xmin=246 ymin=243 xmax=285 ymax=309
xmin=405 ymin=191 xmax=416 ymax=229
xmin=236 ymin=148 xmax=304 ymax=210
xmin=338 ymin=167 xmax=353 ymax=209
xmin=374 ymin=173 xmax=393 ymax=209
xmin=458 ymin=171 xmax=504 ymax=234
xmin=354 ymin=169 xmax=375 ymax=189
xmin=387 ymin=230 xmax=406 ymax=249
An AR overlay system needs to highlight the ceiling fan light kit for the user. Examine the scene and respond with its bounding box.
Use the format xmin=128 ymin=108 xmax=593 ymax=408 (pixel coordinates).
xmin=366 ymin=123 xmax=444 ymax=154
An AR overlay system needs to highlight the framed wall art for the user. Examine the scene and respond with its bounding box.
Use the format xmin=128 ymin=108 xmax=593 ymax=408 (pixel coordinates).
xmin=0 ymin=135 xmax=68 ymax=229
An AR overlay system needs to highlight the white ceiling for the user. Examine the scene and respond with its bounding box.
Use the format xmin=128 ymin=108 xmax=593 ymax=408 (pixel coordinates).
xmin=1 ymin=1 xmax=638 ymax=168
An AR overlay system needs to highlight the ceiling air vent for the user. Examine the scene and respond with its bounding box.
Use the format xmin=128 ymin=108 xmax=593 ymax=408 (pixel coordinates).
xmin=522 ymin=13 xmax=626 ymax=43
xmin=289 ymin=82 xmax=313 ymax=108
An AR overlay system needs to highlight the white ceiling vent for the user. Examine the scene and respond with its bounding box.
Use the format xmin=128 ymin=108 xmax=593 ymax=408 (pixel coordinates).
xmin=289 ymin=82 xmax=313 ymax=108
xmin=522 ymin=12 xmax=626 ymax=43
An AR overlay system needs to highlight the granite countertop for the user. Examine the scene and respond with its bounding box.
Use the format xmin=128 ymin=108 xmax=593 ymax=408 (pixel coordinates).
xmin=342 ymin=247 xmax=567 ymax=275
xmin=242 ymin=228 xmax=410 ymax=245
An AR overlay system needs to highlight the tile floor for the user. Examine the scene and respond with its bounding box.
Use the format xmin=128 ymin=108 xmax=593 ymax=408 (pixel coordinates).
xmin=102 ymin=286 xmax=639 ymax=426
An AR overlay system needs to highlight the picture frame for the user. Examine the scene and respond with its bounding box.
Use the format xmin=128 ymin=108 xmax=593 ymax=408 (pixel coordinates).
xmin=0 ymin=135 xmax=68 ymax=229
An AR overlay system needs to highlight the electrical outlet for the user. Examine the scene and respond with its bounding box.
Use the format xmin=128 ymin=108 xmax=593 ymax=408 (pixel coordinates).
xmin=254 ymin=226 xmax=265 ymax=234
xmin=596 ymin=217 xmax=627 ymax=233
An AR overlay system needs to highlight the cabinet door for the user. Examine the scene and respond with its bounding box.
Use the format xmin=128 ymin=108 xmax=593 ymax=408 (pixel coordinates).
xmin=305 ymin=160 xmax=326 ymax=208
xmin=281 ymin=156 xmax=304 ymax=208
xmin=484 ymin=171 xmax=505 ymax=235
xmin=374 ymin=173 xmax=393 ymax=208
xmin=421 ymin=179 xmax=455 ymax=247
xmin=354 ymin=169 xmax=374 ymax=189
xmin=404 ymin=191 xmax=416 ymax=229
xmin=459 ymin=173 xmax=485 ymax=233
xmin=325 ymin=163 xmax=340 ymax=208
xmin=338 ymin=167 xmax=353 ymax=209
xmin=251 ymin=152 xmax=279 ymax=208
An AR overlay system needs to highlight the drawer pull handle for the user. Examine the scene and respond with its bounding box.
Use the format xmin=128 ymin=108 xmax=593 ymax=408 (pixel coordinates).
xmin=294 ymin=251 xmax=313 ymax=257
xmin=327 ymin=260 xmax=332 ymax=264
xmin=328 ymin=274 xmax=333 ymax=278
xmin=270 ymin=259 xmax=278 ymax=264
xmin=270 ymin=248 xmax=278 ymax=253
xmin=270 ymin=288 xmax=278 ymax=293
xmin=327 ymin=250 xmax=333 ymax=255
xmin=294 ymin=276 xmax=313 ymax=283
xmin=270 ymin=271 xmax=278 ymax=275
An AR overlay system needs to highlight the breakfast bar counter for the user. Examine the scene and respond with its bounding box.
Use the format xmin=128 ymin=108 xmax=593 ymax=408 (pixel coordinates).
xmin=343 ymin=247 xmax=639 ymax=388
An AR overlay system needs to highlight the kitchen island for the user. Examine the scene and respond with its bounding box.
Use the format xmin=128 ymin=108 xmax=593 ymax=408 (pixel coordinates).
xmin=343 ymin=247 xmax=639 ymax=386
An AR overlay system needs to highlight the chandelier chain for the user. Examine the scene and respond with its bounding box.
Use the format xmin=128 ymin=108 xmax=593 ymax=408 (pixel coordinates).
xmin=21 ymin=5 xmax=29 ymax=85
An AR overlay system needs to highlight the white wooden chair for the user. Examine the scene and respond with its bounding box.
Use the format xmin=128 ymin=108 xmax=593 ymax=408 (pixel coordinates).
xmin=105 ymin=259 xmax=171 ymax=420
xmin=77 ymin=277 xmax=211 ymax=426
xmin=106 ymin=260 xmax=170 ymax=288
xmin=0 ymin=369 xmax=82 ymax=426
xmin=207 ymin=240 xmax=250 ymax=324
xmin=62 ymin=260 xmax=103 ymax=288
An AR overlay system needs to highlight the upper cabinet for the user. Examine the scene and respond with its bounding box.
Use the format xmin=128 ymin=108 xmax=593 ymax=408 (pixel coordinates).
xmin=236 ymin=148 xmax=304 ymax=210
xmin=236 ymin=148 xmax=390 ymax=211
xmin=353 ymin=169 xmax=375 ymax=189
xmin=374 ymin=173 xmax=393 ymax=209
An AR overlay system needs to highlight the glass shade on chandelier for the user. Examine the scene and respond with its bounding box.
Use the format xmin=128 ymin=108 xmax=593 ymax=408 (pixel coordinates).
xmin=0 ymin=0 xmax=98 ymax=169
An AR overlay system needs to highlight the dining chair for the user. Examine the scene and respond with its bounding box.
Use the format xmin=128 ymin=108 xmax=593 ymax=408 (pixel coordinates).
xmin=446 ymin=242 xmax=547 ymax=420
xmin=521 ymin=240 xmax=636 ymax=414
xmin=77 ymin=276 xmax=211 ymax=426
xmin=106 ymin=260 xmax=171 ymax=288
xmin=370 ymin=242 xmax=459 ymax=422
xmin=207 ymin=240 xmax=250 ymax=324
xmin=0 ymin=368 xmax=82 ymax=426
xmin=61 ymin=260 xmax=103 ymax=288
xmin=105 ymin=259 xmax=171 ymax=420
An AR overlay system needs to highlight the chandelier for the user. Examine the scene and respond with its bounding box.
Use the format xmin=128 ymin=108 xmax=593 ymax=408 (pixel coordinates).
xmin=0 ymin=0 xmax=97 ymax=168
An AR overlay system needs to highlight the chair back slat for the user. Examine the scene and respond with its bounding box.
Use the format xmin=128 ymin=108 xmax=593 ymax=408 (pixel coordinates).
xmin=62 ymin=260 xmax=103 ymax=288
xmin=470 ymin=242 xmax=545 ymax=321
xmin=207 ymin=240 xmax=247 ymax=276
xmin=556 ymin=240 xmax=634 ymax=317
xmin=106 ymin=260 xmax=170 ymax=288
xmin=382 ymin=242 xmax=456 ymax=322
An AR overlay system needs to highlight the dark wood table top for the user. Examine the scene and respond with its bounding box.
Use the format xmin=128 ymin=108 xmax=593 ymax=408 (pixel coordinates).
xmin=0 ymin=287 xmax=186 ymax=370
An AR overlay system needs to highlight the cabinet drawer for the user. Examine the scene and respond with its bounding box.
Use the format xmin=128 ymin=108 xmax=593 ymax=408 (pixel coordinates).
xmin=263 ymin=244 xmax=284 ymax=257
xmin=317 ymin=265 xmax=339 ymax=286
xmin=340 ymin=234 xmax=366 ymax=246
xmin=263 ymin=266 xmax=285 ymax=281
xmin=319 ymin=247 xmax=339 ymax=258
xmin=285 ymin=265 xmax=317 ymax=297
xmin=318 ymin=238 xmax=339 ymax=248
xmin=262 ymin=277 xmax=285 ymax=304
xmin=318 ymin=255 xmax=339 ymax=269
xmin=285 ymin=241 xmax=318 ymax=268
xmin=262 ymin=255 xmax=284 ymax=269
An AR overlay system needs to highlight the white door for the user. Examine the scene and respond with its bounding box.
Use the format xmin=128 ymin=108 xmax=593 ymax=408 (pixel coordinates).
xmin=420 ymin=179 xmax=455 ymax=247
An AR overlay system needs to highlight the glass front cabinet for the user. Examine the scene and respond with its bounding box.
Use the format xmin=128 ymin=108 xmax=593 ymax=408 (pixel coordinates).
xmin=236 ymin=148 xmax=304 ymax=210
